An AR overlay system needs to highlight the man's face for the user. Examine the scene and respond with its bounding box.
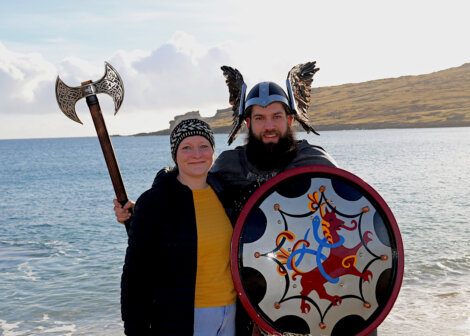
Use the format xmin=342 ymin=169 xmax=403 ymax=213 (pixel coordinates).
xmin=245 ymin=102 xmax=293 ymax=144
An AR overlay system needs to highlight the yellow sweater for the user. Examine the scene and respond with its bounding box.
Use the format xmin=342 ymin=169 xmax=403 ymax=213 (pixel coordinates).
xmin=192 ymin=187 xmax=236 ymax=308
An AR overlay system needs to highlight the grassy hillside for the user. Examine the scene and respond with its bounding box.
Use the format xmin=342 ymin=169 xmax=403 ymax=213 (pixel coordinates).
xmin=143 ymin=63 xmax=470 ymax=135
xmin=310 ymin=62 xmax=470 ymax=130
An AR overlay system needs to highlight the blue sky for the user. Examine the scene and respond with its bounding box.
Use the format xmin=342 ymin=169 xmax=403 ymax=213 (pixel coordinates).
xmin=1 ymin=0 xmax=469 ymax=139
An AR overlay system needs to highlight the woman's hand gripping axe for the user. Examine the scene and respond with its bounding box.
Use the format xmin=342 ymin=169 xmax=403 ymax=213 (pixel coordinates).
xmin=55 ymin=62 xmax=131 ymax=234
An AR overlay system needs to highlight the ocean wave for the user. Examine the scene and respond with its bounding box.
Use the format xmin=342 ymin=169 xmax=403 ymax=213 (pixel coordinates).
xmin=382 ymin=279 xmax=470 ymax=336
xmin=0 ymin=320 xmax=22 ymax=336
xmin=0 ymin=317 xmax=76 ymax=336
xmin=404 ymin=254 xmax=470 ymax=284
xmin=17 ymin=262 xmax=38 ymax=282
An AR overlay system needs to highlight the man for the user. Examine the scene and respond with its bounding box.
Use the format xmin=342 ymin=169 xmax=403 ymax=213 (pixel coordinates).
xmin=207 ymin=71 xmax=339 ymax=336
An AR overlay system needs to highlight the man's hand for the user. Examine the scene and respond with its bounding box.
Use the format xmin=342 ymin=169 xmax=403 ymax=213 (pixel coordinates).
xmin=113 ymin=199 xmax=135 ymax=224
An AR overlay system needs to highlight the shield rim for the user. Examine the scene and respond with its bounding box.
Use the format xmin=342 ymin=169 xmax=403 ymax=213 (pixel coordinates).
xmin=231 ymin=165 xmax=404 ymax=336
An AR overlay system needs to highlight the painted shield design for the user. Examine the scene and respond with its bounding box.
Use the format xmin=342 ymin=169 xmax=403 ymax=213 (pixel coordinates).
xmin=231 ymin=165 xmax=404 ymax=336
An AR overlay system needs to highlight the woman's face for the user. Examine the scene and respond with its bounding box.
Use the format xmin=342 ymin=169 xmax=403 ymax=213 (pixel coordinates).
xmin=176 ymin=135 xmax=214 ymax=179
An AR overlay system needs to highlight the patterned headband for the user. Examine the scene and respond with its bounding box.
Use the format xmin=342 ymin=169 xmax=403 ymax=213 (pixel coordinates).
xmin=170 ymin=118 xmax=215 ymax=161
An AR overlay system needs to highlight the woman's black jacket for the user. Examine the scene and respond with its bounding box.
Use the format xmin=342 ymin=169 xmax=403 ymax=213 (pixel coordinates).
xmin=120 ymin=168 xmax=236 ymax=335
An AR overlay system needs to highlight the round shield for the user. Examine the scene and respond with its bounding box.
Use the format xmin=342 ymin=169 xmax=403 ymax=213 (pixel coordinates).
xmin=231 ymin=165 xmax=404 ymax=336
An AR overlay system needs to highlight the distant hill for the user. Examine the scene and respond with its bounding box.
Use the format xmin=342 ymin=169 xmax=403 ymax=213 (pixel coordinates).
xmin=136 ymin=63 xmax=470 ymax=135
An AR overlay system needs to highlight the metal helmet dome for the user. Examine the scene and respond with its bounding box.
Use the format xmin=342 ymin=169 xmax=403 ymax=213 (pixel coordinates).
xmin=244 ymin=81 xmax=290 ymax=111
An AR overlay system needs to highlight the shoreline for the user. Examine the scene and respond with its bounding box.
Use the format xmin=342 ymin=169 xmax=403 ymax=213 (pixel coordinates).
xmin=0 ymin=125 xmax=469 ymax=141
xmin=122 ymin=123 xmax=470 ymax=137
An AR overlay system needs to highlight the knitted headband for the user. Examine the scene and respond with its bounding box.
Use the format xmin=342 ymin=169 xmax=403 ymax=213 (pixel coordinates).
xmin=170 ymin=118 xmax=215 ymax=161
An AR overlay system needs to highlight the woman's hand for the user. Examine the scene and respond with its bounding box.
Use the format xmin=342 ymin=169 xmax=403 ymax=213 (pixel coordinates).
xmin=113 ymin=199 xmax=135 ymax=224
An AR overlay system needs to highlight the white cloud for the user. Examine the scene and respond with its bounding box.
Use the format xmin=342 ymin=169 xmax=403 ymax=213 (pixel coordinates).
xmin=0 ymin=42 xmax=55 ymax=106
xmin=0 ymin=35 xmax=235 ymax=139
xmin=109 ymin=33 xmax=233 ymax=115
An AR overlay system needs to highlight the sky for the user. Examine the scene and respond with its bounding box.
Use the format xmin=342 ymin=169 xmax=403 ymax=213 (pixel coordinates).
xmin=1 ymin=0 xmax=469 ymax=139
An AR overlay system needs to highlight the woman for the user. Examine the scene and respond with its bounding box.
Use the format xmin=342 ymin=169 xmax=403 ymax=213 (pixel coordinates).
xmin=120 ymin=119 xmax=236 ymax=335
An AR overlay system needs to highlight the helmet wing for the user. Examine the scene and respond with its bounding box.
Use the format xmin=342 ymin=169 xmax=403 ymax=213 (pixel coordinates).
xmin=286 ymin=61 xmax=320 ymax=135
xmin=221 ymin=65 xmax=246 ymax=145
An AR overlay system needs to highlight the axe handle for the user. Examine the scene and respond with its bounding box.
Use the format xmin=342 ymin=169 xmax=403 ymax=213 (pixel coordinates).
xmin=86 ymin=94 xmax=131 ymax=234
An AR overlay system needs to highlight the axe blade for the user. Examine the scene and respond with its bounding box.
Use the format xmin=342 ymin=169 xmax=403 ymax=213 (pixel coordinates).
xmin=95 ymin=62 xmax=125 ymax=115
xmin=55 ymin=76 xmax=84 ymax=124
xmin=55 ymin=62 xmax=125 ymax=124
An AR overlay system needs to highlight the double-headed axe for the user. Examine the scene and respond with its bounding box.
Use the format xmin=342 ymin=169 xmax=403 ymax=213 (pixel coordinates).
xmin=55 ymin=62 xmax=130 ymax=233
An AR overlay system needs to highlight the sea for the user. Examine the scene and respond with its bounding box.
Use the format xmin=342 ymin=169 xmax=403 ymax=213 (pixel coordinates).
xmin=0 ymin=127 xmax=469 ymax=336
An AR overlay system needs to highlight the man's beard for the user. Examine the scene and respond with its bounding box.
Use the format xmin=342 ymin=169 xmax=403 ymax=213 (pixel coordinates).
xmin=245 ymin=127 xmax=298 ymax=171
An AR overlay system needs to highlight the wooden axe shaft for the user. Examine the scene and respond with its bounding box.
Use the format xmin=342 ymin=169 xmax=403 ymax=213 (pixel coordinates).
xmin=86 ymin=94 xmax=130 ymax=233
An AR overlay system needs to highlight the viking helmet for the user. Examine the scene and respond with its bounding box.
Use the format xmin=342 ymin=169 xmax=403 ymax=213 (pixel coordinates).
xmin=221 ymin=62 xmax=320 ymax=145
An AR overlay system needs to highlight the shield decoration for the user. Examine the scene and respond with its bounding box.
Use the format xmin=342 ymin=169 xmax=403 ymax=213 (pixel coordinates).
xmin=231 ymin=165 xmax=404 ymax=336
